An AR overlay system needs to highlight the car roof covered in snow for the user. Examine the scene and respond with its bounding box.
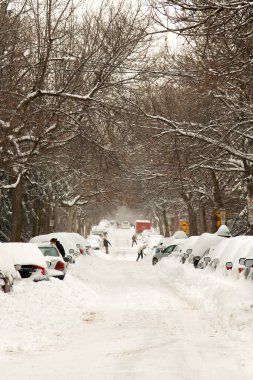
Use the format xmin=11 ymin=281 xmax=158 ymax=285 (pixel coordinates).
xmin=30 ymin=233 xmax=78 ymax=253
xmin=178 ymin=236 xmax=200 ymax=254
xmin=0 ymin=243 xmax=47 ymax=268
xmin=192 ymin=233 xmax=226 ymax=258
xmin=210 ymin=236 xmax=253 ymax=265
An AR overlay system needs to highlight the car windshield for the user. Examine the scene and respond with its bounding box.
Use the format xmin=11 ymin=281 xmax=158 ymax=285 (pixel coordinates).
xmin=39 ymin=246 xmax=60 ymax=257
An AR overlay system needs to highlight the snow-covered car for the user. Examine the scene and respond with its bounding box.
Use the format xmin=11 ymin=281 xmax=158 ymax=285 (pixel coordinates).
xmin=152 ymin=239 xmax=186 ymax=265
xmin=154 ymin=231 xmax=188 ymax=256
xmin=37 ymin=243 xmax=68 ymax=280
xmin=178 ymin=236 xmax=200 ymax=264
xmin=0 ymin=245 xmax=20 ymax=292
xmin=201 ymin=238 xmax=233 ymax=271
xmin=141 ymin=229 xmax=158 ymax=239
xmin=88 ymin=234 xmax=103 ymax=249
xmin=207 ymin=236 xmax=253 ymax=277
xmin=30 ymin=233 xmax=79 ymax=263
xmin=189 ymin=226 xmax=231 ymax=268
xmin=68 ymin=233 xmax=92 ymax=255
xmin=144 ymin=234 xmax=164 ymax=254
xmin=91 ymin=225 xmax=107 ymax=236
xmin=87 ymin=236 xmax=101 ymax=250
xmin=1 ymin=243 xmax=48 ymax=282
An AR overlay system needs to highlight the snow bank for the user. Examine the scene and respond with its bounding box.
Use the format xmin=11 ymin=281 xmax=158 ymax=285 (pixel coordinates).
xmin=0 ymin=257 xmax=97 ymax=353
xmin=157 ymin=258 xmax=253 ymax=344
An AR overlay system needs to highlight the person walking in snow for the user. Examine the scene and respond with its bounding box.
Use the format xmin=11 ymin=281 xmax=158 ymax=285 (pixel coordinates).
xmin=132 ymin=234 xmax=137 ymax=247
xmin=136 ymin=244 xmax=146 ymax=261
xmin=103 ymin=237 xmax=111 ymax=254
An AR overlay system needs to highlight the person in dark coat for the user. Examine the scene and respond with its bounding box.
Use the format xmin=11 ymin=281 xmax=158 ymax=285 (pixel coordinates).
xmin=103 ymin=237 xmax=111 ymax=254
xmin=132 ymin=234 xmax=137 ymax=247
xmin=136 ymin=244 xmax=146 ymax=261
xmin=50 ymin=238 xmax=66 ymax=258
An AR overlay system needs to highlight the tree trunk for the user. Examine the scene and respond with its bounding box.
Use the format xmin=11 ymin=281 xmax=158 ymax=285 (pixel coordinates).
xmin=187 ymin=203 xmax=198 ymax=236
xmin=199 ymin=202 xmax=207 ymax=234
xmin=211 ymin=171 xmax=224 ymax=232
xmin=162 ymin=209 xmax=170 ymax=237
xmin=10 ymin=176 xmax=23 ymax=241
xmin=247 ymin=181 xmax=253 ymax=235
xmin=158 ymin=216 xmax=164 ymax=236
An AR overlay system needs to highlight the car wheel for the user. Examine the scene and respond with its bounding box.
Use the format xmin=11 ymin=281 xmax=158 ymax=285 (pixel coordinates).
xmin=152 ymin=257 xmax=158 ymax=266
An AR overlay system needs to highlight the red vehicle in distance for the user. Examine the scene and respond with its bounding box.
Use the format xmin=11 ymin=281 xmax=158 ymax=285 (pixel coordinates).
xmin=135 ymin=220 xmax=152 ymax=235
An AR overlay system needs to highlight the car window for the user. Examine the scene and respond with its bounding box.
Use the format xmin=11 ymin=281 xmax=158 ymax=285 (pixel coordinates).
xmin=39 ymin=247 xmax=60 ymax=257
xmin=164 ymin=245 xmax=176 ymax=254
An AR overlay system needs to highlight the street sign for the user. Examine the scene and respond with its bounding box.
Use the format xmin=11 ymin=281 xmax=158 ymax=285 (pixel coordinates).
xmin=180 ymin=220 xmax=189 ymax=234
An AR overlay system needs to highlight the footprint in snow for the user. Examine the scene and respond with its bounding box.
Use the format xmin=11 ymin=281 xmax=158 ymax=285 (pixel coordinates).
xmin=82 ymin=311 xmax=96 ymax=322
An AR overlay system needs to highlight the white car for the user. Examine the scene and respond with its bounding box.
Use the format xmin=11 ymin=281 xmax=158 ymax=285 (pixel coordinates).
xmin=37 ymin=243 xmax=68 ymax=280
xmin=207 ymin=236 xmax=253 ymax=277
xmin=144 ymin=235 xmax=164 ymax=254
xmin=120 ymin=221 xmax=131 ymax=229
xmin=87 ymin=236 xmax=100 ymax=250
xmin=30 ymin=233 xmax=79 ymax=263
xmin=189 ymin=229 xmax=229 ymax=267
xmin=67 ymin=233 xmax=92 ymax=255
xmin=152 ymin=238 xmax=186 ymax=265
xmin=155 ymin=231 xmax=188 ymax=256
xmin=1 ymin=243 xmax=48 ymax=282
xmin=179 ymin=236 xmax=200 ymax=264
xmin=88 ymin=234 xmax=103 ymax=249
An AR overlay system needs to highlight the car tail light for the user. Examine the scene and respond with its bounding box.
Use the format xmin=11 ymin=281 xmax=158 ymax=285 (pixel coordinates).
xmin=80 ymin=249 xmax=84 ymax=254
xmin=226 ymin=265 xmax=232 ymax=270
xmin=55 ymin=261 xmax=65 ymax=271
xmin=31 ymin=265 xmax=46 ymax=275
xmin=238 ymin=267 xmax=244 ymax=274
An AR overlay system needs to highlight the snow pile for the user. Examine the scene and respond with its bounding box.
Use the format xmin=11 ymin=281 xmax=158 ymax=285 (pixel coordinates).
xmin=157 ymin=258 xmax=253 ymax=342
xmin=0 ymin=259 xmax=97 ymax=353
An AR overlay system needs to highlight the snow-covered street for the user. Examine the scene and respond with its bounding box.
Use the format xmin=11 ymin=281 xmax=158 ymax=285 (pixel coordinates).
xmin=1 ymin=228 xmax=253 ymax=380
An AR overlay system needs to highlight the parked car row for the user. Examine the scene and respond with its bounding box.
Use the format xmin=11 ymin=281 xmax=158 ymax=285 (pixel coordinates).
xmin=0 ymin=232 xmax=92 ymax=293
xmin=151 ymin=225 xmax=253 ymax=281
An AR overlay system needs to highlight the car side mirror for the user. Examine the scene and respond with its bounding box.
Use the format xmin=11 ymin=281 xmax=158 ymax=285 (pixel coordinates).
xmin=244 ymin=259 xmax=253 ymax=268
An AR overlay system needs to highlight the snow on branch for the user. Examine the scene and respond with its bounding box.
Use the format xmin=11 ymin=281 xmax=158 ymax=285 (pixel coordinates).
xmin=140 ymin=109 xmax=253 ymax=163
xmin=62 ymin=195 xmax=81 ymax=207
xmin=0 ymin=119 xmax=10 ymax=129
xmin=2 ymin=173 xmax=22 ymax=189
